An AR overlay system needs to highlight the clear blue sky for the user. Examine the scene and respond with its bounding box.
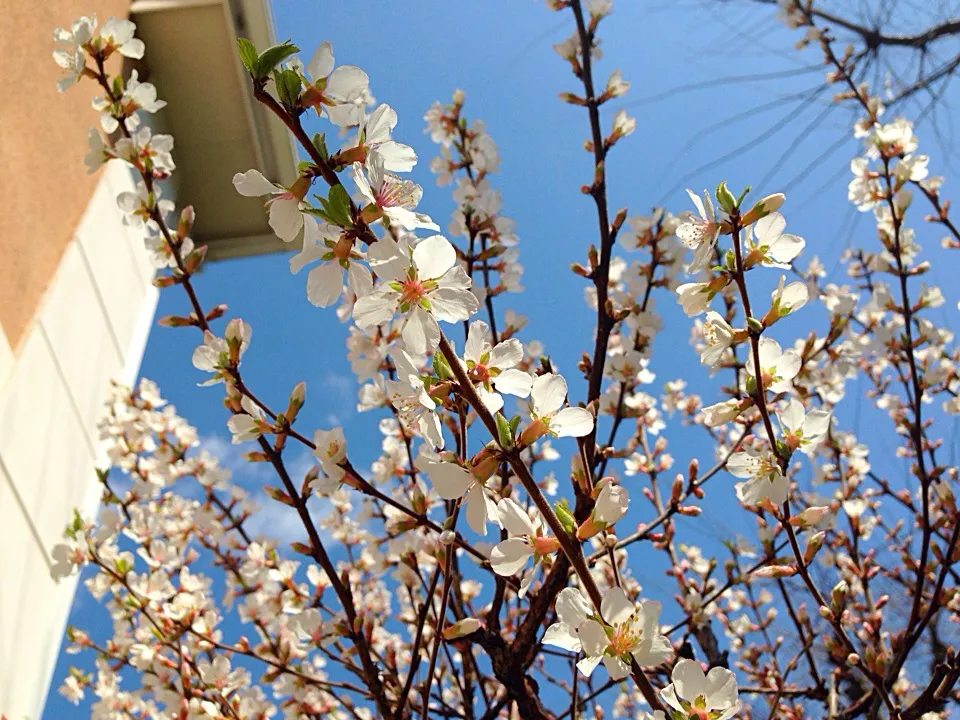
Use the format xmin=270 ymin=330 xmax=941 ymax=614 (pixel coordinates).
xmin=44 ymin=0 xmax=960 ymax=716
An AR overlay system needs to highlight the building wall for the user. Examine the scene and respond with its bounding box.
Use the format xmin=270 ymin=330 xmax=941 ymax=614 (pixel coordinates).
xmin=0 ymin=5 xmax=159 ymax=716
xmin=0 ymin=160 xmax=158 ymax=718
xmin=0 ymin=0 xmax=131 ymax=354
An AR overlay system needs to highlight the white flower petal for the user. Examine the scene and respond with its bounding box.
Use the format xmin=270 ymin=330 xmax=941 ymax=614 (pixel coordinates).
xmin=555 ymin=587 xmax=591 ymax=628
xmin=576 ymin=654 xmax=602 ymax=678
xmin=429 ymin=287 xmax=479 ymax=324
xmin=549 ymin=407 xmax=594 ymax=438
xmin=600 ymin=587 xmax=635 ymax=626
xmin=532 ymin=373 xmax=567 ymax=417
xmin=489 ymin=338 xmax=524 ymax=369
xmin=413 ymin=235 xmax=456 ymax=280
xmin=497 ymin=498 xmax=536 ymax=537
xmin=493 ymin=369 xmax=533 ymax=398
xmin=307 ymin=41 xmax=334 ymax=81
xmin=490 ymin=538 xmax=531 ymax=576
xmin=602 ymin=655 xmax=631 ymax=681
xmin=324 ymin=65 xmax=369 ymax=102
xmin=306 ymin=262 xmax=343 ymax=308
xmin=578 ymin=620 xmax=609 ymax=657
xmin=353 ymin=290 xmax=397 ymax=330
xmin=672 ymin=658 xmax=707 ymax=704
xmin=754 ymin=212 xmax=786 ymax=244
xmin=464 ymin=485 xmax=490 ymax=535
xmin=233 ymin=169 xmax=276 ymax=197
xmin=268 ymin=198 xmax=303 ymax=242
xmin=426 ymin=462 xmax=472 ymax=501
xmin=542 ymin=622 xmax=581 ymax=652
xmin=402 ymin=306 xmax=441 ymax=354
xmin=464 ymin=320 xmax=489 ymax=363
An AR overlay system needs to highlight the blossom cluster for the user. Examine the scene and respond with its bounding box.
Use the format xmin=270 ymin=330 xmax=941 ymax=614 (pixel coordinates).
xmin=39 ymin=3 xmax=960 ymax=719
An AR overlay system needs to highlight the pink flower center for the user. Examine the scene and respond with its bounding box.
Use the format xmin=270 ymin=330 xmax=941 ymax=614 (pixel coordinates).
xmin=468 ymin=364 xmax=492 ymax=384
xmin=375 ymin=177 xmax=417 ymax=209
xmin=401 ymin=278 xmax=426 ymax=305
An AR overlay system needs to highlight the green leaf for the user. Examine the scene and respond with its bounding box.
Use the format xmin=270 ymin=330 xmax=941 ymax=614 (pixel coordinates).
xmin=319 ymin=184 xmax=353 ymax=227
xmin=723 ymin=249 xmax=737 ymax=273
xmin=735 ymin=185 xmax=752 ymax=208
xmin=254 ymin=41 xmax=299 ymax=79
xmin=433 ymin=351 xmax=454 ymax=381
xmin=273 ymin=68 xmax=302 ymax=109
xmin=554 ymin=499 xmax=576 ymax=535
xmin=494 ymin=412 xmax=514 ymax=448
xmin=715 ymin=181 xmax=737 ymax=213
xmin=312 ymin=133 xmax=329 ymax=161
xmin=237 ymin=37 xmax=258 ymax=74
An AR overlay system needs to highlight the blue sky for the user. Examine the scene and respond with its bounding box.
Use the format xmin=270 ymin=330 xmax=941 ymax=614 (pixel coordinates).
xmin=44 ymin=0 xmax=960 ymax=716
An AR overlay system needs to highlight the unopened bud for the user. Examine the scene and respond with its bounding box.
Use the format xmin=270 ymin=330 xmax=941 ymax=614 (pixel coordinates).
xmin=792 ymin=506 xmax=830 ymax=528
xmin=178 ymin=206 xmax=195 ymax=238
xmin=442 ymin=617 xmax=482 ymax=640
xmin=803 ymin=531 xmax=826 ymax=565
xmin=559 ymin=92 xmax=586 ymax=106
xmin=753 ymin=564 xmax=797 ymax=578
xmin=439 ymin=530 xmax=456 ymax=546
xmin=587 ymin=244 xmax=599 ymax=269
xmin=740 ymin=193 xmax=785 ymax=226
xmin=831 ymin=580 xmax=848 ymax=615
xmin=670 ymin=474 xmax=684 ymax=505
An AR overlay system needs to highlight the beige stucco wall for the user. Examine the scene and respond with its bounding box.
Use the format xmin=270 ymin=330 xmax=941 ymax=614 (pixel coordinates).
xmin=0 ymin=5 xmax=166 ymax=718
xmin=0 ymin=0 xmax=131 ymax=352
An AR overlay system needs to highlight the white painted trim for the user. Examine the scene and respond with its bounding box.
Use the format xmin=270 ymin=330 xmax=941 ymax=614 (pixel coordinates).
xmin=0 ymin=321 xmax=12 ymax=393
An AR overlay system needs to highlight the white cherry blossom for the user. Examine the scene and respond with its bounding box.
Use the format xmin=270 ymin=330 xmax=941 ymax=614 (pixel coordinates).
xmin=778 ymin=399 xmax=831 ymax=455
xmin=191 ymin=319 xmax=251 ymax=386
xmin=661 ymin=658 xmax=741 ymax=720
xmin=489 ymin=498 xmax=559 ymax=596
xmin=52 ymin=15 xmax=97 ymax=91
xmin=419 ymin=452 xmax=499 ymax=535
xmin=290 ymin=215 xmax=373 ymax=307
xmin=746 ymin=337 xmax=801 ymax=393
xmin=542 ymin=586 xmax=593 ymax=652
xmin=700 ymin=311 xmax=735 ymax=366
xmin=525 ymin=373 xmax=594 ymax=440
xmin=99 ymin=18 xmax=145 ymax=60
xmin=300 ymin=41 xmax=369 ymax=127
xmin=745 ymin=212 xmax=804 ymax=268
xmin=729 ymin=447 xmax=788 ymax=505
xmin=769 ymin=275 xmax=809 ymax=318
xmin=462 ymin=319 xmax=533 ymax=412
xmin=312 ymin=427 xmax=347 ymax=493
xmin=233 ymin=169 xmax=306 ymax=242
xmin=352 ymin=150 xmax=439 ymax=231
xmin=356 ymin=104 xmax=417 ymax=172
xmin=353 ymin=234 xmax=478 ymax=354
xmin=386 ymin=349 xmax=444 ymax=448
xmin=576 ymin=587 xmax=672 ymax=680
xmin=677 ymin=281 xmax=716 ymax=317
xmin=677 ymin=189 xmax=720 ymax=273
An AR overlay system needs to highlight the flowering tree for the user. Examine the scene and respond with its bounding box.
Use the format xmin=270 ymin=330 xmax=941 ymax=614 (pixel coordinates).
xmin=42 ymin=1 xmax=960 ymax=718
